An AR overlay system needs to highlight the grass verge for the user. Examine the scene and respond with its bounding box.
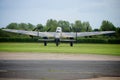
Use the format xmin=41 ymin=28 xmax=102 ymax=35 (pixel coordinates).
xmin=0 ymin=42 xmax=120 ymax=56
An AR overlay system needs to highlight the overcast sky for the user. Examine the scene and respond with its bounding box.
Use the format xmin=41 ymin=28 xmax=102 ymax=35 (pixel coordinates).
xmin=0 ymin=0 xmax=120 ymax=29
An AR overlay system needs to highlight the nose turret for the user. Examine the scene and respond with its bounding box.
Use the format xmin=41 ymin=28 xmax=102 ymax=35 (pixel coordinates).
xmin=56 ymin=27 xmax=62 ymax=33
xmin=55 ymin=27 xmax=62 ymax=38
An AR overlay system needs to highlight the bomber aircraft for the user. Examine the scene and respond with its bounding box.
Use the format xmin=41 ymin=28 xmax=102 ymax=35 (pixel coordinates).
xmin=2 ymin=27 xmax=115 ymax=46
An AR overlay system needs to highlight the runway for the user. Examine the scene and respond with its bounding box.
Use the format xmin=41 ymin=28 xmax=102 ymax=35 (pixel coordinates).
xmin=0 ymin=60 xmax=120 ymax=80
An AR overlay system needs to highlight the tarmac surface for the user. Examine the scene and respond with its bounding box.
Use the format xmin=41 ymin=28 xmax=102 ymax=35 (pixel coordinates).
xmin=0 ymin=60 xmax=120 ymax=80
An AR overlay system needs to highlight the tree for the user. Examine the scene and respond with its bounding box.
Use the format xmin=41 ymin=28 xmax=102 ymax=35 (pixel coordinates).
xmin=58 ymin=20 xmax=70 ymax=32
xmin=82 ymin=22 xmax=92 ymax=32
xmin=6 ymin=23 xmax=18 ymax=29
xmin=6 ymin=23 xmax=35 ymax=31
xmin=72 ymin=20 xmax=83 ymax=32
xmin=93 ymin=28 xmax=100 ymax=31
xmin=100 ymin=20 xmax=116 ymax=31
xmin=46 ymin=19 xmax=58 ymax=31
xmin=18 ymin=23 xmax=28 ymax=30
xmin=116 ymin=27 xmax=120 ymax=37
xmin=27 ymin=23 xmax=35 ymax=30
xmin=35 ymin=24 xmax=44 ymax=31
xmin=72 ymin=20 xmax=92 ymax=32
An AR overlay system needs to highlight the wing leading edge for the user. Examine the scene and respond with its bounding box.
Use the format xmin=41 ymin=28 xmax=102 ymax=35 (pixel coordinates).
xmin=2 ymin=29 xmax=115 ymax=38
xmin=62 ymin=31 xmax=115 ymax=38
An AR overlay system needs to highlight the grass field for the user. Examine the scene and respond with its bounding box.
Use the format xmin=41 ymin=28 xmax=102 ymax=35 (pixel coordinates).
xmin=0 ymin=42 xmax=120 ymax=56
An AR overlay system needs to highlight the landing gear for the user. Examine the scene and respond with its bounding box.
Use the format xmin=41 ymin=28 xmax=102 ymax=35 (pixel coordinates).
xmin=44 ymin=41 xmax=47 ymax=46
xmin=70 ymin=41 xmax=73 ymax=47
xmin=70 ymin=37 xmax=74 ymax=47
xmin=43 ymin=37 xmax=48 ymax=46
xmin=55 ymin=38 xmax=60 ymax=46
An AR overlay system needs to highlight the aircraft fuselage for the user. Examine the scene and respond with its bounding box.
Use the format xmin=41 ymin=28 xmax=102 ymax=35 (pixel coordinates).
xmin=54 ymin=27 xmax=62 ymax=39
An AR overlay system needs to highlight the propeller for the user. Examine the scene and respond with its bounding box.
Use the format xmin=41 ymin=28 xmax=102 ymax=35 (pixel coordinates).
xmin=33 ymin=27 xmax=37 ymax=31
xmin=47 ymin=28 xmax=51 ymax=32
xmin=29 ymin=27 xmax=40 ymax=38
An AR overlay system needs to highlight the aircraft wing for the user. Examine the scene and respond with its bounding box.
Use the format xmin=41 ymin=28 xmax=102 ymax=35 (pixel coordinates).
xmin=62 ymin=31 xmax=115 ymax=38
xmin=2 ymin=29 xmax=55 ymax=37
xmin=2 ymin=29 xmax=115 ymax=38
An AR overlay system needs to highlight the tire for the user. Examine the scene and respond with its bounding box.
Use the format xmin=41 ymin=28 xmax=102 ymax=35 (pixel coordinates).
xmin=44 ymin=41 xmax=47 ymax=46
xmin=55 ymin=38 xmax=60 ymax=46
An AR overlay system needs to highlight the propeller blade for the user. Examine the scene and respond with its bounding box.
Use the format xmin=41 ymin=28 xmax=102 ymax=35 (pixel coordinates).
xmin=47 ymin=28 xmax=51 ymax=32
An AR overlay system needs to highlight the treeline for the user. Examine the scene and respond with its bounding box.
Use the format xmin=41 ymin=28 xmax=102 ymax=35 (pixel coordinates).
xmin=3 ymin=19 xmax=93 ymax=32
xmin=2 ymin=19 xmax=118 ymax=32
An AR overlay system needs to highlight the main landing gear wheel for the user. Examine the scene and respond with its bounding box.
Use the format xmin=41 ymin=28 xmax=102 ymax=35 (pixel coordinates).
xmin=55 ymin=38 xmax=60 ymax=46
xmin=43 ymin=37 xmax=48 ymax=46
xmin=44 ymin=41 xmax=47 ymax=46
xmin=70 ymin=41 xmax=73 ymax=47
xmin=70 ymin=37 xmax=74 ymax=47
